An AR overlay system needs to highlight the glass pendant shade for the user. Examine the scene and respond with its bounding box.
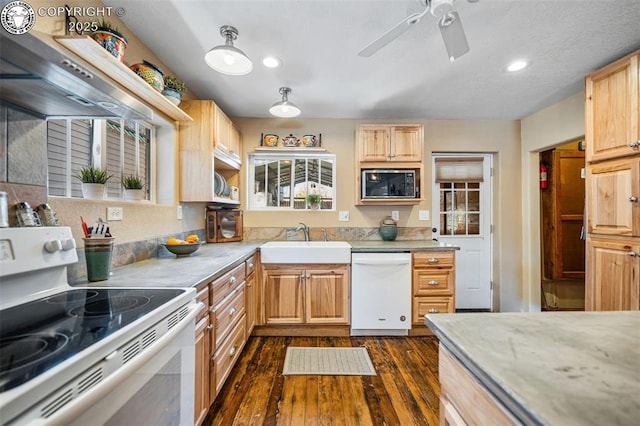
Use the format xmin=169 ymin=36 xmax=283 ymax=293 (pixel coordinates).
xmin=269 ymin=87 xmax=301 ymax=118
xmin=204 ymin=26 xmax=253 ymax=75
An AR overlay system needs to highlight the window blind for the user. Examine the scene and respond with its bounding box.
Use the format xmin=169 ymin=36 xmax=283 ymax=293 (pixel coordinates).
xmin=435 ymin=157 xmax=484 ymax=182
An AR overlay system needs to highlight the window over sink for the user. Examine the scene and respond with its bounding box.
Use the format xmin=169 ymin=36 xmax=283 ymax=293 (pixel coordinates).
xmin=247 ymin=152 xmax=336 ymax=210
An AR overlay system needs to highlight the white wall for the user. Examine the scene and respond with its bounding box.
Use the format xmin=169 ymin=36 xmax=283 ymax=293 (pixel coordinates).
xmin=519 ymin=91 xmax=585 ymax=312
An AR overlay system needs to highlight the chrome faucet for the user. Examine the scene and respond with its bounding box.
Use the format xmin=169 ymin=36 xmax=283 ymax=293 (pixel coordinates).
xmin=321 ymin=228 xmax=328 ymax=241
xmin=296 ymin=222 xmax=310 ymax=241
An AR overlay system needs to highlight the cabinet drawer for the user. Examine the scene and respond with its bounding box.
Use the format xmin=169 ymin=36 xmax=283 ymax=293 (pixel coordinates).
xmin=413 ymin=270 xmax=454 ymax=296
xmin=245 ymin=254 xmax=257 ymax=276
xmin=196 ymin=287 xmax=209 ymax=323
xmin=413 ymin=297 xmax=454 ymax=321
xmin=210 ymin=262 xmax=245 ymax=307
xmin=213 ymin=314 xmax=246 ymax=395
xmin=211 ymin=284 xmax=245 ymax=350
xmin=413 ymin=251 xmax=455 ymax=268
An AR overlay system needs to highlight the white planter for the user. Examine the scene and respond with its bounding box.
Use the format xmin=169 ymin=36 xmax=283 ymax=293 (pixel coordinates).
xmin=124 ymin=188 xmax=145 ymax=201
xmin=82 ymin=183 xmax=106 ymax=199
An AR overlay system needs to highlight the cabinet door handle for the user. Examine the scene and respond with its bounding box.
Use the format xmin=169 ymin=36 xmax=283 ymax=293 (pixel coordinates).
xmin=428 ymin=280 xmax=439 ymax=286
xmin=428 ymin=308 xmax=440 ymax=313
xmin=630 ymin=196 xmax=638 ymax=202
xmin=629 ymin=252 xmax=638 ymax=257
xmin=300 ymin=274 xmax=306 ymax=280
xmin=628 ymin=141 xmax=640 ymax=148
xmin=427 ymin=258 xmax=439 ymax=264
xmin=229 ymin=346 xmax=237 ymax=357
xmin=229 ymin=276 xmax=236 ymax=284
xmin=229 ymin=307 xmax=237 ymax=316
xmin=248 ymin=262 xmax=254 ymax=268
xmin=207 ymin=324 xmax=213 ymax=331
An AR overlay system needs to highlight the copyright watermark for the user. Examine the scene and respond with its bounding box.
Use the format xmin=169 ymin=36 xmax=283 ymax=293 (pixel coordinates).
xmin=1 ymin=1 xmax=126 ymax=35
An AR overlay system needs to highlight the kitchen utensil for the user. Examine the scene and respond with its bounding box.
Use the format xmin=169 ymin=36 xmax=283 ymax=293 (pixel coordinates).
xmin=80 ymin=216 xmax=89 ymax=237
xmin=163 ymin=242 xmax=203 ymax=257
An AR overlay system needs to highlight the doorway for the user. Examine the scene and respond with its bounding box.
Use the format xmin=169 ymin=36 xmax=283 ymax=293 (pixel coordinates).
xmin=431 ymin=153 xmax=493 ymax=310
xmin=539 ymin=140 xmax=586 ymax=310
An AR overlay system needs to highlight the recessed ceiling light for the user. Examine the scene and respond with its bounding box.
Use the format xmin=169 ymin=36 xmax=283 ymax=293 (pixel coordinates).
xmin=262 ymin=56 xmax=281 ymax=68
xmin=506 ymin=60 xmax=528 ymax=72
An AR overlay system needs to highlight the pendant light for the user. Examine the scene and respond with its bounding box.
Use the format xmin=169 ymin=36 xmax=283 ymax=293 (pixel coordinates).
xmin=204 ymin=25 xmax=253 ymax=75
xmin=269 ymin=87 xmax=301 ymax=118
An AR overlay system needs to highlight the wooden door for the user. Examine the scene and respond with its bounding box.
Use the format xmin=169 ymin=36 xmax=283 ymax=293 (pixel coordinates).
xmin=392 ymin=126 xmax=423 ymax=162
xmin=586 ymin=237 xmax=640 ymax=310
xmin=585 ymin=52 xmax=639 ymax=162
xmin=214 ymin=105 xmax=231 ymax=154
xmin=358 ymin=126 xmax=390 ymax=162
xmin=229 ymin=123 xmax=242 ymax=162
xmin=262 ymin=268 xmax=305 ymax=324
xmin=305 ymin=266 xmax=350 ymax=324
xmin=587 ymin=157 xmax=640 ymax=237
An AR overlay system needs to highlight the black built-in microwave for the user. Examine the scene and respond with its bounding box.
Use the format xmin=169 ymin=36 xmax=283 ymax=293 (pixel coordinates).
xmin=361 ymin=169 xmax=417 ymax=199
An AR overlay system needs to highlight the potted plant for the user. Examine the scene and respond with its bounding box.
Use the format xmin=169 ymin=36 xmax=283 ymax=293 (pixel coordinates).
xmin=162 ymin=75 xmax=186 ymax=105
xmin=91 ymin=19 xmax=128 ymax=62
xmin=76 ymin=165 xmax=111 ymax=199
xmin=306 ymin=193 xmax=322 ymax=210
xmin=121 ymin=174 xmax=145 ymax=201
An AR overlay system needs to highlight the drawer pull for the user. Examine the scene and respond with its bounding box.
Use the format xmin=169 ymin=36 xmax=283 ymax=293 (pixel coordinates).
xmin=427 ymin=258 xmax=439 ymax=264
xmin=229 ymin=276 xmax=236 ymax=284
xmin=630 ymin=196 xmax=638 ymax=202
xmin=248 ymin=262 xmax=254 ymax=268
xmin=207 ymin=324 xmax=213 ymax=331
xmin=229 ymin=307 xmax=237 ymax=316
xmin=629 ymin=252 xmax=638 ymax=257
xmin=428 ymin=308 xmax=440 ymax=313
xmin=428 ymin=280 xmax=439 ymax=286
xmin=229 ymin=346 xmax=237 ymax=357
xmin=628 ymin=141 xmax=640 ymax=148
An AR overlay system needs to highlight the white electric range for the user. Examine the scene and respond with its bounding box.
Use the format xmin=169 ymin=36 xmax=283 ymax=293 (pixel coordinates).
xmin=0 ymin=227 xmax=202 ymax=425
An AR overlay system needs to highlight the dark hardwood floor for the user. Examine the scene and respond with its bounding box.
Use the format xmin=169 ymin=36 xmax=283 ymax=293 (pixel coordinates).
xmin=204 ymin=335 xmax=441 ymax=426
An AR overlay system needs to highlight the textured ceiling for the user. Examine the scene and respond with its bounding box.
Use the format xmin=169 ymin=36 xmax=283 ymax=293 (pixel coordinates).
xmin=105 ymin=0 xmax=640 ymax=120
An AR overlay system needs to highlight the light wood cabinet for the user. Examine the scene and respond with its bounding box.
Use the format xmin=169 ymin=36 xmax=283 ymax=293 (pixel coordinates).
xmin=585 ymin=50 xmax=640 ymax=312
xmin=585 ymin=52 xmax=639 ymax=163
xmin=585 ymin=237 xmax=640 ymax=311
xmin=587 ymin=156 xmax=640 ymax=237
xmin=355 ymin=124 xmax=425 ymax=205
xmin=412 ymin=251 xmax=456 ymax=326
xmin=358 ymin=125 xmax=423 ymax=162
xmin=262 ymin=264 xmax=350 ymax=325
xmin=178 ymin=99 xmax=242 ymax=202
xmin=194 ymin=287 xmax=210 ymax=426
xmin=245 ymin=253 xmax=258 ymax=333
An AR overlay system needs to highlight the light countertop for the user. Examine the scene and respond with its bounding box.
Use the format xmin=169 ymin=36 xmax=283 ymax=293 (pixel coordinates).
xmin=425 ymin=311 xmax=640 ymax=426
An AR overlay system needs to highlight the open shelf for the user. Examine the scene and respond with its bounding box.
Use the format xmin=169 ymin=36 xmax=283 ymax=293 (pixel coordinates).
xmin=54 ymin=36 xmax=193 ymax=122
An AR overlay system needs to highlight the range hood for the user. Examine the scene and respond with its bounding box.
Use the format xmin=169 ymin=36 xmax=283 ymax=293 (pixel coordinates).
xmin=0 ymin=30 xmax=153 ymax=119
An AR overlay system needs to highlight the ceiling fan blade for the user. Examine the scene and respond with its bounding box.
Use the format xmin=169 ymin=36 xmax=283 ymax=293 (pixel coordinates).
xmin=358 ymin=11 xmax=427 ymax=57
xmin=438 ymin=11 xmax=470 ymax=61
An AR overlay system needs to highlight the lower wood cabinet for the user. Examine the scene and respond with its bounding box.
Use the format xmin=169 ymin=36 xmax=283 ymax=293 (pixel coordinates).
xmin=586 ymin=236 xmax=640 ymax=310
xmin=412 ymin=251 xmax=456 ymax=326
xmin=245 ymin=254 xmax=258 ymax=333
xmin=262 ymin=264 xmax=350 ymax=325
xmin=194 ymin=287 xmax=211 ymax=426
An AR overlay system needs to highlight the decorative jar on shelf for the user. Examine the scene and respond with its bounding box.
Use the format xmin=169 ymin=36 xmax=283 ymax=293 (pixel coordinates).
xmin=379 ymin=216 xmax=398 ymax=241
xmin=91 ymin=25 xmax=127 ymax=62
xmin=130 ymin=60 xmax=164 ymax=92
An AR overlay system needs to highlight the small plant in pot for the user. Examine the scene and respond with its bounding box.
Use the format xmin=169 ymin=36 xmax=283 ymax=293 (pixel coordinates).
xmin=162 ymin=75 xmax=186 ymax=106
xmin=91 ymin=19 xmax=128 ymax=62
xmin=76 ymin=166 xmax=111 ymax=199
xmin=306 ymin=193 xmax=323 ymax=210
xmin=121 ymin=174 xmax=146 ymax=201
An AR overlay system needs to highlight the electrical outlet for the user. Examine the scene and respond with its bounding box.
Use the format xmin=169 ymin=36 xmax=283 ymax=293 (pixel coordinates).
xmin=107 ymin=207 xmax=123 ymax=221
xmin=176 ymin=205 xmax=183 ymax=220
xmin=419 ymin=210 xmax=430 ymax=221
xmin=338 ymin=211 xmax=350 ymax=221
xmin=391 ymin=210 xmax=399 ymax=221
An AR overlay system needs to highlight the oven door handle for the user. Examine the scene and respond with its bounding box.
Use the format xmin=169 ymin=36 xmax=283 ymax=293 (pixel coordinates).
xmin=35 ymin=301 xmax=205 ymax=426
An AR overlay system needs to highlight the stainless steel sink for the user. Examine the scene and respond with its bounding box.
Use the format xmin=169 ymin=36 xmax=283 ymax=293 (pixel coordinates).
xmin=260 ymin=241 xmax=352 ymax=264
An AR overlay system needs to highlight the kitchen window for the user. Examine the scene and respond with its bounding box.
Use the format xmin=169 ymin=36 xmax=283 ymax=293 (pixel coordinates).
xmin=47 ymin=119 xmax=153 ymax=200
xmin=247 ymin=152 xmax=336 ymax=210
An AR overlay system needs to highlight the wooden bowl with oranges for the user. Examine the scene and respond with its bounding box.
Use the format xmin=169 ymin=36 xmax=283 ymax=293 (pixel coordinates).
xmin=163 ymin=234 xmax=203 ymax=257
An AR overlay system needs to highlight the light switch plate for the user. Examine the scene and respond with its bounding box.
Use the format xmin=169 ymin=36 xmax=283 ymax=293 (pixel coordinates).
xmin=338 ymin=211 xmax=349 ymax=221
xmin=419 ymin=210 xmax=430 ymax=221
xmin=176 ymin=205 xmax=183 ymax=220
xmin=107 ymin=207 xmax=123 ymax=221
xmin=391 ymin=210 xmax=399 ymax=221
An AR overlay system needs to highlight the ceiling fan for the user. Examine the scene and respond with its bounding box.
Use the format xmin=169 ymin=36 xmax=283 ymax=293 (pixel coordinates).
xmin=358 ymin=0 xmax=478 ymax=61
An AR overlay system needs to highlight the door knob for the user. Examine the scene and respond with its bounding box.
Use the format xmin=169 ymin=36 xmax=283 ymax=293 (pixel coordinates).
xmin=629 ymin=196 xmax=638 ymax=202
xmin=432 ymin=227 xmax=438 ymax=233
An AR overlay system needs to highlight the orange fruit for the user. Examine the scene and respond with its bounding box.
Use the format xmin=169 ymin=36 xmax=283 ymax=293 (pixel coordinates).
xmin=186 ymin=234 xmax=199 ymax=243
xmin=166 ymin=237 xmax=180 ymax=245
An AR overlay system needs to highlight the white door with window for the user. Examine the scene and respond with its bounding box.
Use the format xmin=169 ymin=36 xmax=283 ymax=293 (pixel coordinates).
xmin=432 ymin=154 xmax=493 ymax=310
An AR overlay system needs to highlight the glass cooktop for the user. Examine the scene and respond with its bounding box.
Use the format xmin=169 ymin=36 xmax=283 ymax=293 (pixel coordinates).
xmin=0 ymin=288 xmax=185 ymax=392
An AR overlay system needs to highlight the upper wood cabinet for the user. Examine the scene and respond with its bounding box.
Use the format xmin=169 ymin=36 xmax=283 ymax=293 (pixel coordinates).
xmin=587 ymin=156 xmax=640 ymax=237
xmin=585 ymin=51 xmax=640 ymax=163
xmin=358 ymin=125 xmax=423 ymax=162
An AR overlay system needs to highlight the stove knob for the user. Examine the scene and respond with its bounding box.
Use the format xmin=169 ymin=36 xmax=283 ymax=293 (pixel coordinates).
xmin=61 ymin=238 xmax=76 ymax=251
xmin=44 ymin=240 xmax=63 ymax=253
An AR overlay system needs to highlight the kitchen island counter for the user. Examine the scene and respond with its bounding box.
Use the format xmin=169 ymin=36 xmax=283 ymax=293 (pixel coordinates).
xmin=425 ymin=311 xmax=640 ymax=425
xmin=349 ymin=240 xmax=458 ymax=252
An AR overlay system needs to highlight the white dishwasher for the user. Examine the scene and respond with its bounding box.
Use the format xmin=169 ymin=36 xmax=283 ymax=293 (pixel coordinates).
xmin=351 ymin=252 xmax=412 ymax=336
